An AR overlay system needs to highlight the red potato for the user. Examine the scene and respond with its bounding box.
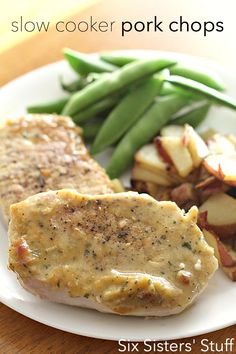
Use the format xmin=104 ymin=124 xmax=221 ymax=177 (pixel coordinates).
xmin=202 ymin=229 xmax=236 ymax=281
xmin=170 ymin=182 xmax=199 ymax=209
xmin=200 ymin=128 xmax=217 ymax=141
xmin=185 ymin=125 xmax=209 ymax=168
xmin=206 ymin=134 xmax=235 ymax=155
xmin=156 ymin=124 xmax=208 ymax=176
xmin=204 ymin=153 xmax=236 ymax=186
xmin=131 ymin=179 xmax=171 ymax=201
xmin=199 ymin=193 xmax=236 ymax=239
xmin=132 ymin=163 xmax=174 ymax=187
xmin=195 ymin=176 xmax=229 ymax=202
xmin=136 ymin=143 xmax=172 ymax=172
xmin=160 ymin=125 xmax=185 ymax=138
xmin=196 ymin=176 xmax=222 ymax=190
xmin=161 ymin=124 xmax=209 ymax=168
xmin=135 ymin=144 xmax=175 ymax=178
xmin=155 ymin=136 xmax=193 ymax=178
xmin=134 ymin=144 xmax=183 ymax=185
xmin=155 ymin=138 xmax=173 ymax=165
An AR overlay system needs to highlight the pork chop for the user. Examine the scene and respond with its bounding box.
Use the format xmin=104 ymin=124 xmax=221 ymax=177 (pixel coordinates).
xmin=8 ymin=189 xmax=218 ymax=316
xmin=0 ymin=114 xmax=113 ymax=220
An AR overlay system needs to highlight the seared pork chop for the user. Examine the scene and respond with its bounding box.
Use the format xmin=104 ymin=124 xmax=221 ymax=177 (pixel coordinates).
xmin=0 ymin=114 xmax=113 ymax=220
xmin=9 ymin=190 xmax=218 ymax=316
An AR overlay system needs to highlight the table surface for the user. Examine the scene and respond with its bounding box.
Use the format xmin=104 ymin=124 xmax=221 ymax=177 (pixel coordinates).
xmin=0 ymin=0 xmax=235 ymax=352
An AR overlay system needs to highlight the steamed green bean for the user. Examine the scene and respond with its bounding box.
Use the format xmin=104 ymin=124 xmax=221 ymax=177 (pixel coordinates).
xmin=62 ymin=58 xmax=176 ymax=116
xmin=100 ymin=52 xmax=143 ymax=66
xmin=92 ymin=77 xmax=163 ymax=154
xmin=167 ymin=75 xmax=236 ymax=110
xmin=27 ymin=97 xmax=69 ymax=114
xmin=101 ymin=52 xmax=225 ymax=91
xmin=106 ymin=95 xmax=189 ymax=178
xmin=171 ymin=102 xmax=211 ymax=128
xmin=60 ymin=77 xmax=87 ymax=92
xmin=72 ymin=95 xmax=121 ymax=123
xmin=64 ymin=48 xmax=117 ymax=75
xmin=169 ymin=64 xmax=225 ymax=91
xmin=82 ymin=121 xmax=103 ymax=140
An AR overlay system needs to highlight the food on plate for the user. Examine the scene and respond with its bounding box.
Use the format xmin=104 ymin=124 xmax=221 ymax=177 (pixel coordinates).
xmin=156 ymin=136 xmax=193 ymax=177
xmin=160 ymin=125 xmax=185 ymax=137
xmin=132 ymin=164 xmax=173 ymax=187
xmin=131 ymin=180 xmax=171 ymax=201
xmin=106 ymin=95 xmax=188 ymax=178
xmin=169 ymin=64 xmax=225 ymax=91
xmin=73 ymin=95 xmax=120 ymax=124
xmin=63 ymin=48 xmax=117 ymax=75
xmin=81 ymin=121 xmax=103 ymax=141
xmin=60 ymin=76 xmax=88 ymax=93
xmin=10 ymin=50 xmax=236 ymax=298
xmin=0 ymin=114 xmax=114 ymax=220
xmin=195 ymin=176 xmax=228 ymax=201
xmin=170 ymin=183 xmax=199 ymax=210
xmin=132 ymin=126 xmax=236 ymax=281
xmin=91 ymin=77 xmax=163 ymax=154
xmin=100 ymin=52 xmax=225 ymax=91
xmin=62 ymin=58 xmax=176 ymax=116
xmin=206 ymin=134 xmax=235 ymax=155
xmin=185 ymin=125 xmax=209 ymax=167
xmin=28 ymin=50 xmax=236 ymax=178
xmin=132 ymin=144 xmax=182 ymax=186
xmin=167 ymin=75 xmax=236 ymax=110
xmin=27 ymin=97 xmax=69 ymax=115
xmin=2 ymin=50 xmax=236 ymax=323
xmin=133 ymin=128 xmax=236 ymax=204
xmin=8 ymin=189 xmax=218 ymax=316
xmin=160 ymin=124 xmax=209 ymax=168
xmin=199 ymin=193 xmax=236 ymax=239
xmin=202 ymin=230 xmax=236 ymax=281
xmin=203 ymin=153 xmax=236 ymax=186
xmin=171 ymin=102 xmax=211 ymax=128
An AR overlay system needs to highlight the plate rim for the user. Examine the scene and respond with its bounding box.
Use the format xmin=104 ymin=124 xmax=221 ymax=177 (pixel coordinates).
xmin=0 ymin=292 xmax=235 ymax=341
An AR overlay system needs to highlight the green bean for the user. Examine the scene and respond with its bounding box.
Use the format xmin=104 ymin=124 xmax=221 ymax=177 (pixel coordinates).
xmin=60 ymin=77 xmax=87 ymax=92
xmin=100 ymin=52 xmax=143 ymax=66
xmin=87 ymin=72 xmax=106 ymax=81
xmin=72 ymin=95 xmax=121 ymax=124
xmin=62 ymin=58 xmax=176 ymax=116
xmin=60 ymin=73 xmax=106 ymax=93
xmin=160 ymin=82 xmax=194 ymax=98
xmin=92 ymin=77 xmax=163 ymax=154
xmin=171 ymin=102 xmax=211 ymax=128
xmin=27 ymin=97 xmax=69 ymax=114
xmin=63 ymin=48 xmax=117 ymax=75
xmin=73 ymin=83 xmax=144 ymax=124
xmin=167 ymin=75 xmax=236 ymax=110
xmin=106 ymin=95 xmax=189 ymax=178
xmin=81 ymin=121 xmax=103 ymax=140
xmin=169 ymin=64 xmax=225 ymax=91
xmin=101 ymin=52 xmax=225 ymax=91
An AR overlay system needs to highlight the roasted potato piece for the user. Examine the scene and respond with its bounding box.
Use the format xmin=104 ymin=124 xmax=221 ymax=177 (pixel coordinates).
xmin=131 ymin=179 xmax=171 ymax=201
xmin=206 ymin=134 xmax=235 ymax=155
xmin=170 ymin=183 xmax=199 ymax=209
xmin=199 ymin=193 xmax=236 ymax=239
xmin=204 ymin=153 xmax=236 ymax=187
xmin=155 ymin=136 xmax=193 ymax=178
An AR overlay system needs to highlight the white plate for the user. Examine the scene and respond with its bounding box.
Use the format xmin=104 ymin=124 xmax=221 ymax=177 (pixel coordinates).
xmin=0 ymin=51 xmax=236 ymax=341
